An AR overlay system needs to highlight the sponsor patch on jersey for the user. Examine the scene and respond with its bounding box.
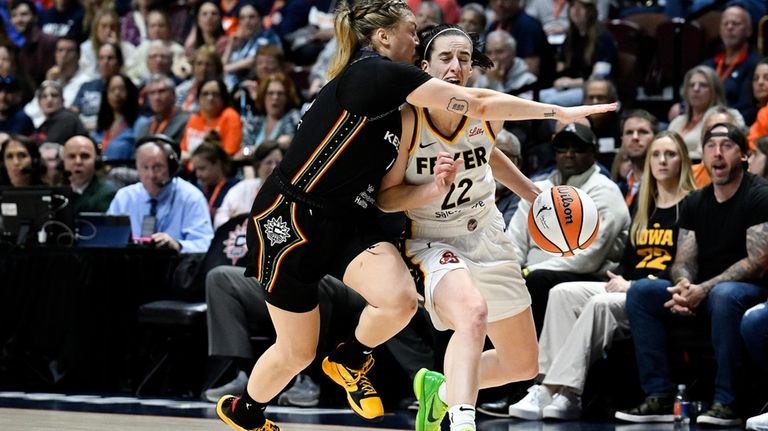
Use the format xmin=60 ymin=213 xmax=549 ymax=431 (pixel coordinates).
xmin=439 ymin=251 xmax=460 ymax=265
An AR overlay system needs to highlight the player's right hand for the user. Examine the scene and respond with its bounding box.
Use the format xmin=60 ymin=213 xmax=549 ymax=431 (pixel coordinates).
xmin=433 ymin=151 xmax=463 ymax=194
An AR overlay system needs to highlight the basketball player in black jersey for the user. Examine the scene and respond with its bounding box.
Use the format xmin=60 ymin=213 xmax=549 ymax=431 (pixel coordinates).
xmin=215 ymin=0 xmax=617 ymax=430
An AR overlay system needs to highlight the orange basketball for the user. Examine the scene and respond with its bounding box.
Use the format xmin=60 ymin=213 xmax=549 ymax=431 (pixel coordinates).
xmin=527 ymin=185 xmax=600 ymax=257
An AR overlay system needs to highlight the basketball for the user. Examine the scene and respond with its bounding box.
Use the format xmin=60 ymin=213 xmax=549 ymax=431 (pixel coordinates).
xmin=527 ymin=185 xmax=600 ymax=257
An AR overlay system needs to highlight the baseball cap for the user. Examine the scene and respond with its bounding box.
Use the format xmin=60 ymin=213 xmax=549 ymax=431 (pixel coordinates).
xmin=703 ymin=123 xmax=748 ymax=153
xmin=552 ymin=122 xmax=597 ymax=152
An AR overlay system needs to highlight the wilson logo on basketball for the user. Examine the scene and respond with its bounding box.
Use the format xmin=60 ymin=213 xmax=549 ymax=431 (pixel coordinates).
xmin=527 ymin=185 xmax=600 ymax=257
xmin=439 ymin=251 xmax=460 ymax=264
xmin=557 ymin=187 xmax=574 ymax=224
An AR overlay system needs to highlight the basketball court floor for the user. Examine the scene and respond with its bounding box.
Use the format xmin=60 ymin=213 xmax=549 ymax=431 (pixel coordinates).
xmin=0 ymin=391 xmax=744 ymax=431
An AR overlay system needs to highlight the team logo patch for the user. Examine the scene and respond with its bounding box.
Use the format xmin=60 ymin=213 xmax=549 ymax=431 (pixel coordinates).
xmin=222 ymin=219 xmax=249 ymax=265
xmin=264 ymin=216 xmax=291 ymax=246
xmin=439 ymin=251 xmax=460 ymax=265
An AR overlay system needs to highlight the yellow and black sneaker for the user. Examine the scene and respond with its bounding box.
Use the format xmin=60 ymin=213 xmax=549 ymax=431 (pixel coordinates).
xmin=322 ymin=355 xmax=384 ymax=420
xmin=216 ymin=395 xmax=281 ymax=431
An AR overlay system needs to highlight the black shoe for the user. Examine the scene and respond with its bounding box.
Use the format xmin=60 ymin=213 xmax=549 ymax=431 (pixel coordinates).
xmin=696 ymin=402 xmax=742 ymax=427
xmin=477 ymin=396 xmax=511 ymax=418
xmin=615 ymin=396 xmax=675 ymax=423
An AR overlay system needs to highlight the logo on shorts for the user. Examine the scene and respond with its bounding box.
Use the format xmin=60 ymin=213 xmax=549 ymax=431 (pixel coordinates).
xmin=439 ymin=251 xmax=460 ymax=265
xmin=264 ymin=216 xmax=291 ymax=246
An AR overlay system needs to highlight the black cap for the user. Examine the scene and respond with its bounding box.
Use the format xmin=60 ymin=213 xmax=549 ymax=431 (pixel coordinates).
xmin=552 ymin=122 xmax=597 ymax=151
xmin=703 ymin=123 xmax=748 ymax=153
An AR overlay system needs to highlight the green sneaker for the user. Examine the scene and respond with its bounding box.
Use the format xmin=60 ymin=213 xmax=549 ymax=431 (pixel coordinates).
xmin=414 ymin=368 xmax=447 ymax=431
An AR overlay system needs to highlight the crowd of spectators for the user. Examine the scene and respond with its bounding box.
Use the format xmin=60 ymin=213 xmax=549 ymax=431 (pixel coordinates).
xmin=0 ymin=0 xmax=767 ymax=428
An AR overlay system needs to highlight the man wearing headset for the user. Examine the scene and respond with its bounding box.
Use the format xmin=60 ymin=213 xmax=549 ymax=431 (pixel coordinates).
xmin=63 ymin=135 xmax=117 ymax=213
xmin=107 ymin=135 xmax=213 ymax=252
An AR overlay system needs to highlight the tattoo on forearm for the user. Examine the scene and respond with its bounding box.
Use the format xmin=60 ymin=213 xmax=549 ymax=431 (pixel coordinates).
xmin=447 ymin=97 xmax=469 ymax=114
xmin=544 ymin=109 xmax=556 ymax=118
xmin=670 ymin=229 xmax=698 ymax=282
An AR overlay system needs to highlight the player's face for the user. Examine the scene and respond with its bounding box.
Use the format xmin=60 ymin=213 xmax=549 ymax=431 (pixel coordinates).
xmin=648 ymin=136 xmax=682 ymax=186
xmin=421 ymin=35 xmax=473 ymax=87
xmin=703 ymin=126 xmax=747 ymax=185
xmin=384 ymin=13 xmax=418 ymax=64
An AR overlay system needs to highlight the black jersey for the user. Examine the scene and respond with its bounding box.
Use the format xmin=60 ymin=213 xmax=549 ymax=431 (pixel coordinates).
xmin=614 ymin=203 xmax=683 ymax=281
xmin=273 ymin=51 xmax=432 ymax=215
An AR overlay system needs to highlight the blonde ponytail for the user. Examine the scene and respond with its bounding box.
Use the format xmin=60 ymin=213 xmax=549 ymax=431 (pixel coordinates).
xmin=328 ymin=6 xmax=358 ymax=81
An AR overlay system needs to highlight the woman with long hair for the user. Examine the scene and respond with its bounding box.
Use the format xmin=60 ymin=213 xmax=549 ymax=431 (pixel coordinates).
xmin=240 ymin=72 xmax=301 ymax=152
xmin=79 ymin=8 xmax=136 ymax=79
xmin=747 ymin=58 xmax=768 ymax=150
xmin=190 ymin=132 xmax=240 ymax=220
xmin=93 ymin=73 xmax=140 ymax=161
xmin=213 ymin=1 xmax=615 ymax=430
xmin=176 ymin=45 xmax=224 ymax=113
xmin=0 ymin=134 xmax=44 ymax=186
xmin=183 ymin=0 xmax=229 ymax=59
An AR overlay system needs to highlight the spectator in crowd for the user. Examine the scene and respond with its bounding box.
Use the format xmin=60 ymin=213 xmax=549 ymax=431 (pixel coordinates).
xmin=219 ymin=0 xmax=247 ymax=35
xmin=539 ymin=0 xmax=617 ymax=107
xmin=234 ymin=45 xmax=286 ymax=109
xmin=9 ymin=0 xmax=58 ymax=86
xmin=458 ymin=3 xmax=486 ymax=36
xmin=487 ymin=0 xmax=554 ymax=80
xmin=701 ymin=3 xmax=759 ymax=125
xmin=0 ymin=76 xmax=34 ymax=135
xmin=667 ymin=65 xmax=726 ymax=161
xmin=222 ymin=2 xmax=280 ymax=89
xmin=0 ymin=43 xmax=33 ymax=104
xmin=583 ymin=77 xmax=621 ymax=166
xmin=107 ymin=137 xmax=213 ymax=253
xmin=190 ymin=135 xmax=239 ymax=220
xmin=183 ymin=0 xmax=228 ymax=60
xmin=33 ymin=80 xmax=87 ymax=146
xmin=748 ymin=58 xmax=768 ymax=151
xmin=176 ymin=45 xmax=224 ymax=114
xmin=616 ymin=123 xmax=768 ymax=427
xmin=71 ymin=41 xmax=124 ymax=132
xmin=742 ymin=300 xmax=768 ymax=430
xmin=81 ymin=0 xmax=112 ymax=40
xmin=92 ymin=73 xmax=139 ymax=161
xmin=135 ymin=74 xmax=190 ymax=144
xmin=0 ymin=134 xmax=43 ymax=186
xmin=240 ymin=72 xmax=301 ymax=152
xmin=495 ymin=129 xmax=523 ymax=227
xmin=748 ymin=136 xmax=768 ymax=178
xmin=692 ymin=104 xmax=746 ymax=187
xmin=25 ymin=36 xmax=91 ymax=128
xmin=214 ymin=140 xmax=283 ymax=229
xmin=39 ymin=0 xmax=85 ymax=40
xmin=180 ymin=78 xmax=242 ymax=163
xmin=415 ymin=1 xmax=443 ymax=31
xmin=127 ymin=8 xmax=185 ymax=84
xmin=39 ymin=142 xmax=64 ymax=186
xmin=473 ymin=30 xmax=537 ymax=97
xmin=119 ymin=0 xmax=156 ymax=46
xmin=509 ymin=131 xmax=696 ymax=421
xmin=79 ymin=8 xmax=136 ymax=79
xmin=509 ymin=122 xmax=630 ymax=334
xmin=62 ymin=134 xmax=117 ymax=212
xmin=615 ymin=109 xmax=658 ymax=211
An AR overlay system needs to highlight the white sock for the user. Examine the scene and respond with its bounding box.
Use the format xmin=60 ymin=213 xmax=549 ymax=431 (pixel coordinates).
xmin=448 ymin=404 xmax=475 ymax=431
xmin=437 ymin=382 xmax=447 ymax=404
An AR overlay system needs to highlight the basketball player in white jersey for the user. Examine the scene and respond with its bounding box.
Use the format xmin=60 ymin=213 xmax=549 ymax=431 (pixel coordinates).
xmin=378 ymin=24 xmax=541 ymax=431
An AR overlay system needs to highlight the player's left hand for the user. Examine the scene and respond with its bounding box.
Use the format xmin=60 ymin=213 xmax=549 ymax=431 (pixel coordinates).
xmin=558 ymin=103 xmax=619 ymax=123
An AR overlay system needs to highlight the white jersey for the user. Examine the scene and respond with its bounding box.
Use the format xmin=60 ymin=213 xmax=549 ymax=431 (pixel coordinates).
xmin=404 ymin=107 xmax=497 ymax=233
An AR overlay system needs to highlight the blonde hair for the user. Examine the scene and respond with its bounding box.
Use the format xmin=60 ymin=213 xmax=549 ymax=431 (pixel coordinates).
xmin=630 ymin=131 xmax=696 ymax=246
xmin=680 ymin=65 xmax=726 ymax=123
xmin=327 ymin=0 xmax=413 ymax=80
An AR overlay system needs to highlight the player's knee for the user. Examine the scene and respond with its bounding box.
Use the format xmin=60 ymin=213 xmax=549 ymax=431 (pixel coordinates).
xmin=455 ymin=301 xmax=488 ymax=338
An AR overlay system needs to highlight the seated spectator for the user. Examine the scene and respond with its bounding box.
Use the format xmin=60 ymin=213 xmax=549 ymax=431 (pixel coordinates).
xmin=615 ymin=109 xmax=659 ymax=211
xmin=667 ymin=65 xmax=726 ymax=161
xmin=748 ymin=136 xmax=768 ymax=178
xmin=525 ymin=0 xmax=610 ymax=37
xmin=9 ymin=0 xmax=58 ymax=87
xmin=233 ymin=45 xmax=286 ymax=110
xmin=190 ymin=135 xmax=239 ymax=220
xmin=119 ymin=0 xmax=153 ymax=46
xmin=71 ymin=41 xmax=125 ymax=132
xmin=240 ymin=72 xmax=301 ymax=153
xmin=183 ymin=0 xmax=229 ymax=60
xmin=509 ymin=131 xmax=696 ymax=421
xmin=180 ymin=78 xmax=242 ymax=163
xmin=486 ymin=0 xmax=554 ymax=80
xmin=24 ymin=36 xmax=91 ymax=128
xmin=616 ymin=123 xmax=768 ymax=427
xmin=539 ymin=0 xmax=617 ymax=107
xmin=62 ymin=135 xmax=117 ymax=213
xmin=742 ymin=301 xmax=768 ymax=430
xmin=222 ymin=3 xmax=280 ymax=89
xmin=692 ymin=104 xmax=746 ymax=187
xmin=39 ymin=142 xmax=64 ymax=186
xmin=214 ymin=140 xmax=283 ymax=229
xmin=0 ymin=134 xmax=43 ymax=186
xmin=134 ymin=41 xmax=181 ymax=115
xmin=39 ymin=0 xmax=85 ymax=41
xmin=107 ymin=137 xmax=213 ymax=253
xmin=700 ymin=4 xmax=759 ymax=125
xmin=127 ymin=8 xmax=186 ymax=83
xmin=135 ymin=74 xmax=190 ymax=144
xmin=458 ymin=3 xmax=487 ymax=37
xmin=33 ymin=80 xmax=88 ymax=146
xmin=176 ymin=45 xmax=224 ymax=114
xmin=415 ymin=1 xmax=444 ymax=31
xmin=0 ymin=43 xmax=34 ymax=104
xmin=92 ymin=73 xmax=140 ymax=162
xmin=472 ymin=30 xmax=537 ymax=97
xmin=747 ymin=58 xmax=768 ymax=151
xmin=0 ymin=76 xmax=34 ymax=135
xmin=79 ymin=9 xmax=136 ymax=80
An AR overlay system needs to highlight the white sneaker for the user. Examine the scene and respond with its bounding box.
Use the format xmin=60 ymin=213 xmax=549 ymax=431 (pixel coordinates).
xmin=508 ymin=384 xmax=553 ymax=420
xmin=747 ymin=411 xmax=768 ymax=430
xmin=542 ymin=390 xmax=581 ymax=420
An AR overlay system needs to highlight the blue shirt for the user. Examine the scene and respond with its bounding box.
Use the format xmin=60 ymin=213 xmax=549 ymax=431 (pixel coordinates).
xmin=107 ymin=177 xmax=214 ymax=253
